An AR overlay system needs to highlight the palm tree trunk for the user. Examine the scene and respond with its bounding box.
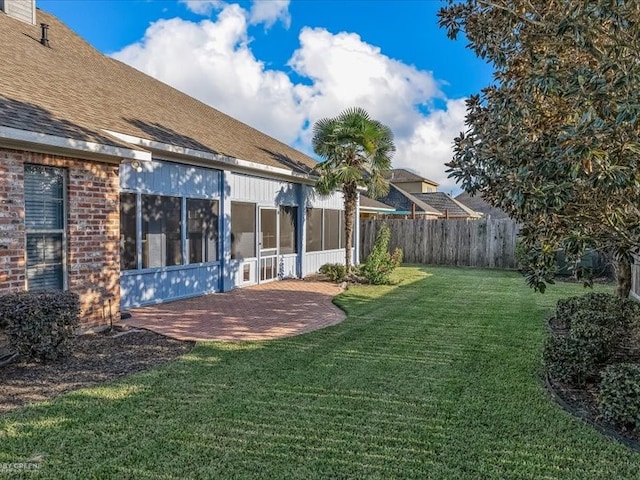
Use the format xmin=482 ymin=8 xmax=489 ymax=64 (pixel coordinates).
xmin=343 ymin=185 xmax=357 ymax=273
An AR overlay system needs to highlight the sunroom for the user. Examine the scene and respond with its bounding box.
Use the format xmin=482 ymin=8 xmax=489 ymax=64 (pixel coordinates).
xmin=118 ymin=158 xmax=357 ymax=309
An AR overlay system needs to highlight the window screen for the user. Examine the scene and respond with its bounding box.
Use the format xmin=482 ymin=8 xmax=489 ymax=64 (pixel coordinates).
xmin=231 ymin=202 xmax=256 ymax=259
xmin=142 ymin=195 xmax=182 ymax=268
xmin=187 ymin=198 xmax=219 ymax=263
xmin=279 ymin=206 xmax=298 ymax=254
xmin=323 ymin=209 xmax=340 ymax=250
xmin=305 ymin=208 xmax=323 ymax=252
xmin=120 ymin=193 xmax=137 ymax=270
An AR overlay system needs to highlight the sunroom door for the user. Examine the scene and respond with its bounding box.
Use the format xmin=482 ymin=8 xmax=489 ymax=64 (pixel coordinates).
xmin=259 ymin=208 xmax=278 ymax=282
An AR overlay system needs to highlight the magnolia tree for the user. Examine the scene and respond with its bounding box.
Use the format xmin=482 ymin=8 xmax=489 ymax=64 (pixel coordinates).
xmin=439 ymin=0 xmax=640 ymax=297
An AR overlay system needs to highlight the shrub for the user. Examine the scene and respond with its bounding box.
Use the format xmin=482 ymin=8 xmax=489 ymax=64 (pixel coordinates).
xmin=544 ymin=320 xmax=616 ymax=386
xmin=319 ymin=263 xmax=347 ymax=283
xmin=598 ymin=363 xmax=640 ymax=430
xmin=553 ymin=292 xmax=638 ymax=333
xmin=0 ymin=291 xmax=80 ymax=361
xmin=360 ymin=223 xmax=403 ymax=285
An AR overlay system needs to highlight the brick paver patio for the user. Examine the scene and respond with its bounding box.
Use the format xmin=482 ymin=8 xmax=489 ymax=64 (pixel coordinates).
xmin=123 ymin=280 xmax=346 ymax=341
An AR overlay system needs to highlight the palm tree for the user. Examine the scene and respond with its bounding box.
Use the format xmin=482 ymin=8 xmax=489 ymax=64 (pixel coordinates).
xmin=312 ymin=107 xmax=396 ymax=272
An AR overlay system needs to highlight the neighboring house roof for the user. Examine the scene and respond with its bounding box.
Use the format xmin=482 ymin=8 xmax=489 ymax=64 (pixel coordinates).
xmin=359 ymin=195 xmax=396 ymax=212
xmin=376 ymin=184 xmax=441 ymax=216
xmin=412 ymin=192 xmax=482 ymax=218
xmin=0 ymin=10 xmax=317 ymax=177
xmin=383 ymin=168 xmax=439 ymax=186
xmin=455 ymin=192 xmax=510 ymax=220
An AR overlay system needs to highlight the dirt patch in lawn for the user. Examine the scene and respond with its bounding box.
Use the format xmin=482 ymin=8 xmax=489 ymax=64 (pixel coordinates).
xmin=0 ymin=329 xmax=193 ymax=414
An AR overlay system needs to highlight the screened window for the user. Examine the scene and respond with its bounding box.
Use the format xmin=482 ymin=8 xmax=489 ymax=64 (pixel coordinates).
xmin=120 ymin=193 xmax=137 ymax=270
xmin=24 ymin=165 xmax=65 ymax=290
xmin=305 ymin=208 xmax=323 ymax=252
xmin=187 ymin=199 xmax=219 ymax=263
xmin=323 ymin=209 xmax=340 ymax=250
xmin=142 ymin=195 xmax=182 ymax=268
xmin=279 ymin=206 xmax=298 ymax=254
xmin=260 ymin=209 xmax=277 ymax=252
xmin=231 ymin=202 xmax=256 ymax=259
xmin=339 ymin=211 xmax=346 ymax=249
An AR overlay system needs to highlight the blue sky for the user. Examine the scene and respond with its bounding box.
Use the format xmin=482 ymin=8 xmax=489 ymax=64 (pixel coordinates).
xmin=39 ymin=0 xmax=493 ymax=194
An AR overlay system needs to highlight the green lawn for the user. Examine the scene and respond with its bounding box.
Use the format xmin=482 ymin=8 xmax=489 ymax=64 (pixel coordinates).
xmin=1 ymin=266 xmax=639 ymax=479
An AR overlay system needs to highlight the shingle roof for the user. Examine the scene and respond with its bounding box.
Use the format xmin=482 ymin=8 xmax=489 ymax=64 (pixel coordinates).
xmin=455 ymin=192 xmax=510 ymax=219
xmin=412 ymin=192 xmax=482 ymax=218
xmin=383 ymin=168 xmax=439 ymax=186
xmin=359 ymin=195 xmax=396 ymax=211
xmin=0 ymin=9 xmax=317 ymax=174
xmin=376 ymin=184 xmax=441 ymax=215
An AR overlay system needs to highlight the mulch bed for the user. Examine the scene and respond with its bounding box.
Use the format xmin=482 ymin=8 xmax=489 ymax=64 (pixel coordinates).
xmin=546 ymin=375 xmax=640 ymax=450
xmin=0 ymin=328 xmax=193 ymax=414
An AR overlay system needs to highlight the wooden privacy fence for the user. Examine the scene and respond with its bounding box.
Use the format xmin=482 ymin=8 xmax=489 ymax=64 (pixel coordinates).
xmin=360 ymin=218 xmax=521 ymax=269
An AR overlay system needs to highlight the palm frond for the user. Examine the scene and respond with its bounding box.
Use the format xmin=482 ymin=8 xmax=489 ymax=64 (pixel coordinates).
xmin=311 ymin=106 xmax=396 ymax=198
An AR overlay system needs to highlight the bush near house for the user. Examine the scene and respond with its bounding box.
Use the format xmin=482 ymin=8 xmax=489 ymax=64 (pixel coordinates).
xmin=319 ymin=263 xmax=347 ymax=283
xmin=0 ymin=291 xmax=80 ymax=361
xmin=360 ymin=223 xmax=403 ymax=285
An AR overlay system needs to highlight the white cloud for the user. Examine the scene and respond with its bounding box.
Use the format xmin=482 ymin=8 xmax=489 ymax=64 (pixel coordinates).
xmin=181 ymin=0 xmax=226 ymax=16
xmin=288 ymin=26 xmax=446 ymax=158
xmin=249 ymin=0 xmax=290 ymax=29
xmin=112 ymin=3 xmax=466 ymax=194
xmin=394 ymin=99 xmax=467 ymax=195
xmin=182 ymin=0 xmax=291 ymax=29
xmin=112 ymin=4 xmax=305 ymax=144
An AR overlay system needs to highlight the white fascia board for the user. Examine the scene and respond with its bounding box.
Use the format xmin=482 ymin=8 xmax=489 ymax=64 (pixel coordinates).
xmin=104 ymin=129 xmax=318 ymax=184
xmin=0 ymin=126 xmax=151 ymax=163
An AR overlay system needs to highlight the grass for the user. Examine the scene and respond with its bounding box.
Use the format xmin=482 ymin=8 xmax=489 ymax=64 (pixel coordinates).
xmin=1 ymin=266 xmax=640 ymax=479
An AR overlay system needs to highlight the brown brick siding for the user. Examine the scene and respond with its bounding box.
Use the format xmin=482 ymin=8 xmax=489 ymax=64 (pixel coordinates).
xmin=0 ymin=148 xmax=120 ymax=327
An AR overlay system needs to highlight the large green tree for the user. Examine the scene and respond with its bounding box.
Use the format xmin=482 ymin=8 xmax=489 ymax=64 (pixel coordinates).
xmin=312 ymin=107 xmax=396 ymax=272
xmin=439 ymin=0 xmax=640 ymax=297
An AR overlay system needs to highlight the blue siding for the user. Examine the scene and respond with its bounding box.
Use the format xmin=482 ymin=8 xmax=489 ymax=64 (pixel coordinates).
xmin=121 ymin=264 xmax=220 ymax=308
xmin=302 ymin=185 xmax=344 ymax=209
xmin=229 ymin=172 xmax=300 ymax=205
xmin=121 ymin=160 xmax=221 ymax=198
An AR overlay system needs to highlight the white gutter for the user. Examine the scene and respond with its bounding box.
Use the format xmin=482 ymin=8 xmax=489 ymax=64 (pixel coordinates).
xmin=360 ymin=207 xmax=397 ymax=213
xmin=0 ymin=126 xmax=151 ymax=163
xmin=103 ymin=129 xmax=318 ymax=184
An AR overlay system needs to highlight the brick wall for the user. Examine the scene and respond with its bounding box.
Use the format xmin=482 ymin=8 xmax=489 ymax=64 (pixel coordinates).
xmin=0 ymin=148 xmax=120 ymax=327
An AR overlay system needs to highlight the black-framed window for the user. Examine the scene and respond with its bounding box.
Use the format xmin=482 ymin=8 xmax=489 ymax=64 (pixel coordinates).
xmin=120 ymin=193 xmax=137 ymax=270
xmin=187 ymin=198 xmax=219 ymax=263
xmin=24 ymin=165 xmax=66 ymax=290
xmin=142 ymin=195 xmax=182 ymax=268
xmin=279 ymin=206 xmax=298 ymax=254
xmin=231 ymin=202 xmax=256 ymax=259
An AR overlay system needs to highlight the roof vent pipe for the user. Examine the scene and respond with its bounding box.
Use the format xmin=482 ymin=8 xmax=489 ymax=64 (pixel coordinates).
xmin=40 ymin=23 xmax=49 ymax=47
